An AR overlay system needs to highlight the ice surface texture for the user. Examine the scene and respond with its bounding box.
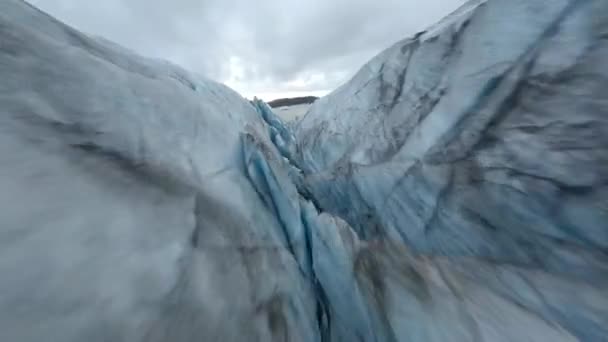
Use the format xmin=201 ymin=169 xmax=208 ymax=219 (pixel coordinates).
xmin=1 ymin=0 xmax=607 ymax=341
xmin=294 ymin=0 xmax=608 ymax=340
xmin=0 ymin=1 xmax=318 ymax=341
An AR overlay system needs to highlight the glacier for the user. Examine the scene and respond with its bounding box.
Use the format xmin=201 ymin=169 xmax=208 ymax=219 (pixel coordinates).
xmin=1 ymin=0 xmax=607 ymax=341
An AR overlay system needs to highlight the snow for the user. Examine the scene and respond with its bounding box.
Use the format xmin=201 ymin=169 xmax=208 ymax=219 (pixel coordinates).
xmin=2 ymin=0 xmax=608 ymax=341
xmin=274 ymin=103 xmax=312 ymax=122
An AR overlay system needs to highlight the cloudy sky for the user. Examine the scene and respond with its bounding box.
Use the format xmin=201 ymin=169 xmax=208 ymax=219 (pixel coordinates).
xmin=27 ymin=0 xmax=465 ymax=100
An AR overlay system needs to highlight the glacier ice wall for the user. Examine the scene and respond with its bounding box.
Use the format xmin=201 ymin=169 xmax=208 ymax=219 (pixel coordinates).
xmin=294 ymin=0 xmax=608 ymax=340
xmin=0 ymin=1 xmax=321 ymax=341
xmin=297 ymin=0 xmax=608 ymax=283
xmin=1 ymin=0 xmax=608 ymax=341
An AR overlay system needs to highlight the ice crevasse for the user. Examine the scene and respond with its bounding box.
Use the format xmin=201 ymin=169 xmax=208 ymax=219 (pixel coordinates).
xmin=1 ymin=0 xmax=607 ymax=341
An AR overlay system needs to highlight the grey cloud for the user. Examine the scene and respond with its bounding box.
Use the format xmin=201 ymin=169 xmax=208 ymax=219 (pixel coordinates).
xmin=26 ymin=0 xmax=466 ymax=99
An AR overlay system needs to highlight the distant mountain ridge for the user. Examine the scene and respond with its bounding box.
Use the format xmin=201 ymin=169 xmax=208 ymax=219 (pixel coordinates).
xmin=267 ymin=96 xmax=318 ymax=108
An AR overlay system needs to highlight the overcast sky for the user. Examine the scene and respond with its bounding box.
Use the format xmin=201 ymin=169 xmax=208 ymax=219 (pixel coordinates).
xmin=27 ymin=0 xmax=465 ymax=100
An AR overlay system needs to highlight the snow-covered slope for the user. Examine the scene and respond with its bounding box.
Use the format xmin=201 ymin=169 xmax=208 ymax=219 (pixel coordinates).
xmin=275 ymin=103 xmax=312 ymax=122
xmin=2 ymin=0 xmax=608 ymax=341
